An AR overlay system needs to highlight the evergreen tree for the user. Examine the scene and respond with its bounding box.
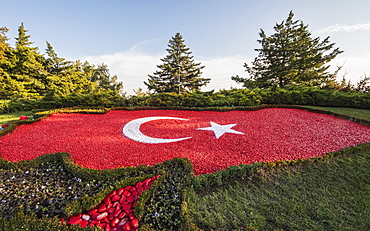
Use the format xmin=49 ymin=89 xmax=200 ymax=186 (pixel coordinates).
xmin=8 ymin=22 xmax=48 ymax=97
xmin=145 ymin=33 xmax=209 ymax=93
xmin=44 ymin=41 xmax=73 ymax=76
xmin=0 ymin=26 xmax=18 ymax=99
xmin=44 ymin=41 xmax=72 ymax=95
xmin=232 ymin=11 xmax=343 ymax=89
xmin=62 ymin=60 xmax=97 ymax=95
xmin=0 ymin=27 xmax=10 ymax=61
xmin=90 ymin=63 xmax=124 ymax=95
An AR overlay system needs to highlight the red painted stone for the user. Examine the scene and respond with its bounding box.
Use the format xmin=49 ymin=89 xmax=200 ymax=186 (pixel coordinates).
xmin=96 ymin=212 xmax=108 ymax=221
xmin=122 ymin=204 xmax=131 ymax=213
xmin=89 ymin=219 xmax=99 ymax=226
xmin=110 ymin=217 xmax=120 ymax=227
xmin=104 ymin=197 xmax=111 ymax=205
xmin=107 ymin=207 xmax=116 ymax=214
xmin=128 ymin=213 xmax=135 ymax=221
xmin=113 ymin=201 xmax=120 ymax=208
xmin=117 ymin=188 xmax=125 ymax=195
xmin=92 ymin=212 xmax=100 ymax=220
xmin=98 ymin=204 xmax=107 ymax=212
xmin=119 ymin=195 xmax=126 ymax=203
xmin=123 ymin=190 xmax=131 ymax=197
xmin=113 ymin=208 xmax=122 ymax=217
xmin=108 ymin=212 xmax=115 ymax=220
xmin=111 ymin=194 xmax=121 ymax=202
xmin=108 ymin=190 xmax=117 ymax=197
xmin=142 ymin=178 xmax=151 ymax=186
xmin=127 ymin=195 xmax=134 ymax=203
xmin=19 ymin=115 xmax=29 ymax=120
xmin=117 ymin=211 xmax=127 ymax=219
xmin=88 ymin=209 xmax=98 ymax=215
xmin=131 ymin=218 xmax=139 ymax=229
xmin=135 ymin=182 xmax=143 ymax=188
xmin=122 ymin=222 xmax=131 ymax=231
xmin=67 ymin=216 xmax=82 ymax=225
xmin=80 ymin=220 xmax=89 ymax=228
xmin=137 ymin=187 xmax=143 ymax=194
xmin=65 ymin=176 xmax=160 ymax=230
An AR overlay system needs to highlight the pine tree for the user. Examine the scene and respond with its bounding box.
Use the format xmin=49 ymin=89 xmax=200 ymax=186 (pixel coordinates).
xmin=232 ymin=11 xmax=343 ymax=88
xmin=43 ymin=41 xmax=73 ymax=95
xmin=0 ymin=26 xmax=18 ymax=99
xmin=145 ymin=33 xmax=209 ymax=93
xmin=8 ymin=22 xmax=48 ymax=97
xmin=90 ymin=63 xmax=124 ymax=94
xmin=0 ymin=27 xmax=10 ymax=60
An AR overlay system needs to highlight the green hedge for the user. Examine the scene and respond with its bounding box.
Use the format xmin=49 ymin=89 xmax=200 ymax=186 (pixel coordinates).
xmin=2 ymin=87 xmax=369 ymax=113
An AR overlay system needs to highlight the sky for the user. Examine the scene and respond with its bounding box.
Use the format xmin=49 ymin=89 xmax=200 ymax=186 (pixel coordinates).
xmin=1 ymin=0 xmax=370 ymax=95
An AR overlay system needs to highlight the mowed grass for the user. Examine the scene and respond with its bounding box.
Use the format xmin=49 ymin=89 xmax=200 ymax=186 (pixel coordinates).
xmin=0 ymin=111 xmax=34 ymax=125
xmin=188 ymin=145 xmax=370 ymax=230
xmin=302 ymin=105 xmax=370 ymax=121
xmin=187 ymin=106 xmax=370 ymax=231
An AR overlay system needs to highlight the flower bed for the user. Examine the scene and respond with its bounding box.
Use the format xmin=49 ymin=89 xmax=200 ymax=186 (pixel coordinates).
xmin=1 ymin=108 xmax=370 ymax=175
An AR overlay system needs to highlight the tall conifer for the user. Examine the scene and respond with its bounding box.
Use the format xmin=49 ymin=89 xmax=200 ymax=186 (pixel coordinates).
xmin=145 ymin=33 xmax=209 ymax=93
xmin=232 ymin=11 xmax=343 ymax=88
xmin=9 ymin=23 xmax=48 ymax=97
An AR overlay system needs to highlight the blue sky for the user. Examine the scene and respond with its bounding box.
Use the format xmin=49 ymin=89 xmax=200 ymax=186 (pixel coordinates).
xmin=2 ymin=0 xmax=370 ymax=95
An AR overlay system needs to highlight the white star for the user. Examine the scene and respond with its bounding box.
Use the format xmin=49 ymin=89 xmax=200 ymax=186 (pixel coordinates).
xmin=197 ymin=121 xmax=244 ymax=139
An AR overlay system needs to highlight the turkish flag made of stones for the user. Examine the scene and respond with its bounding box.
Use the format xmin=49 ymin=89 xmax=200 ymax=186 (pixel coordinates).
xmin=1 ymin=108 xmax=370 ymax=175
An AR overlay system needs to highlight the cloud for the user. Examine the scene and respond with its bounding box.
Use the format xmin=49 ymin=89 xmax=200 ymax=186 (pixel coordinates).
xmin=83 ymin=50 xmax=162 ymax=95
xmin=83 ymin=51 xmax=249 ymax=95
xmin=317 ymin=23 xmax=370 ymax=33
xmin=328 ymin=54 xmax=370 ymax=82
xmin=199 ymin=55 xmax=250 ymax=91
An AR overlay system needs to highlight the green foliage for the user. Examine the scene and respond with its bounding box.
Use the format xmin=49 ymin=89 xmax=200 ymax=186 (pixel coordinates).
xmin=0 ymin=210 xmax=100 ymax=231
xmin=0 ymin=151 xmax=194 ymax=230
xmin=188 ymin=143 xmax=370 ymax=230
xmin=141 ymin=158 xmax=194 ymax=230
xmin=0 ymin=110 xmax=33 ymax=124
xmin=193 ymin=163 xmax=262 ymax=190
xmin=145 ymin=33 xmax=210 ymax=94
xmin=125 ymin=87 xmax=370 ymax=109
xmin=233 ymin=11 xmax=343 ymax=89
xmin=0 ymin=23 xmax=123 ymax=100
xmin=1 ymin=91 xmax=127 ymax=113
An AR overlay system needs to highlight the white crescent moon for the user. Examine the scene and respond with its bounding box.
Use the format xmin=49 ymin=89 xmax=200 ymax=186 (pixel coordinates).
xmin=122 ymin=116 xmax=192 ymax=144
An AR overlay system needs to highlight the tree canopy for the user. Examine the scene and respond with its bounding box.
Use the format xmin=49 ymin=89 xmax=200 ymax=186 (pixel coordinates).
xmin=145 ymin=33 xmax=210 ymax=94
xmin=0 ymin=23 xmax=123 ymax=99
xmin=232 ymin=11 xmax=344 ymax=89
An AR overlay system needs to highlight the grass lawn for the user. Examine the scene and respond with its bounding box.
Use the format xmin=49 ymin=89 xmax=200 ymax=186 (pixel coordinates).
xmin=302 ymin=105 xmax=370 ymax=121
xmin=0 ymin=111 xmax=34 ymax=125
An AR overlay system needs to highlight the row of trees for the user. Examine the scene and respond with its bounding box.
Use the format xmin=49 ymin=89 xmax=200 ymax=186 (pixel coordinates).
xmin=1 ymin=11 xmax=368 ymax=101
xmin=0 ymin=23 xmax=123 ymax=99
xmin=146 ymin=11 xmax=369 ymax=93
